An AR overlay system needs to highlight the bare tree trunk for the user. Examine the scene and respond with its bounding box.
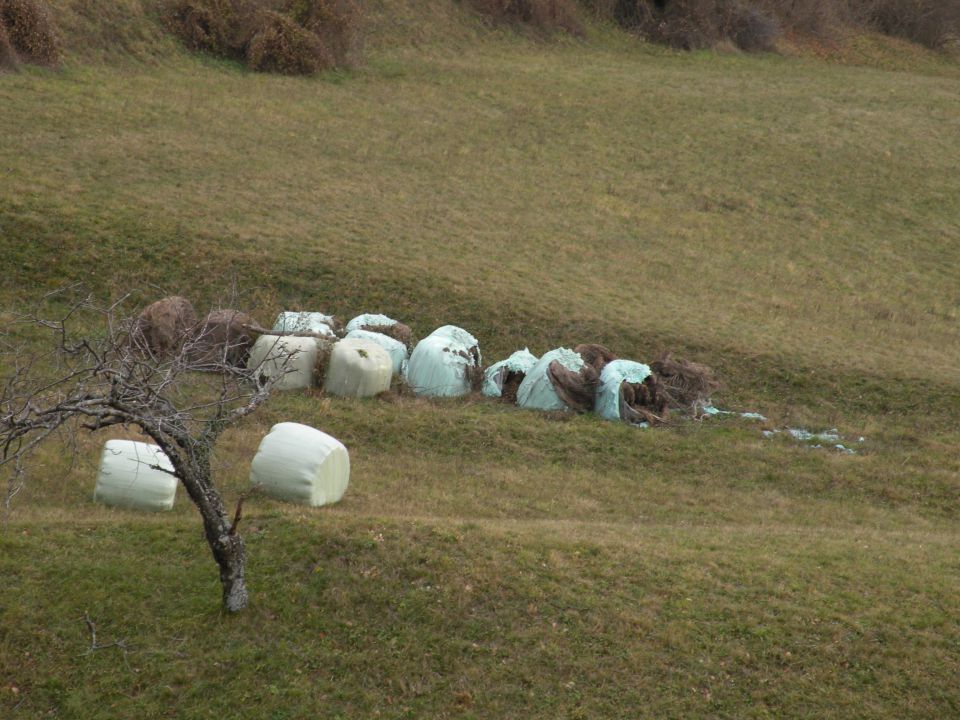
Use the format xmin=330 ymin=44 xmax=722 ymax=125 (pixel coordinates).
xmin=213 ymin=533 xmax=248 ymax=613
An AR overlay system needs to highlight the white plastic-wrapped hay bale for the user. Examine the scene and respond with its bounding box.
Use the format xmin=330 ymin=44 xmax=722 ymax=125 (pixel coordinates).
xmin=345 ymin=313 xmax=413 ymax=347
xmin=93 ymin=440 xmax=177 ymax=512
xmin=273 ymin=311 xmax=337 ymax=337
xmin=516 ymin=348 xmax=584 ymax=412
xmin=247 ymin=335 xmax=319 ymax=390
xmin=345 ymin=313 xmax=397 ymax=333
xmin=482 ymin=348 xmax=538 ymax=399
xmin=404 ymin=325 xmax=481 ymax=398
xmin=595 ymin=359 xmax=652 ymax=422
xmin=323 ymin=338 xmax=393 ymax=397
xmin=344 ymin=329 xmax=408 ymax=375
xmin=250 ymin=422 xmax=349 ymax=507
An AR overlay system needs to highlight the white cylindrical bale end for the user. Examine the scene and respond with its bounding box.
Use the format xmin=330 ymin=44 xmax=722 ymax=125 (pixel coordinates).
xmin=93 ymin=439 xmax=177 ymax=512
xmin=323 ymin=339 xmax=393 ymax=398
xmin=250 ymin=422 xmax=350 ymax=507
xmin=247 ymin=335 xmax=319 ymax=390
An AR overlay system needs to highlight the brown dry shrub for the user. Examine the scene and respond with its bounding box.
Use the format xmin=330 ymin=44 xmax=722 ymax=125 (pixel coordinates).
xmin=246 ymin=9 xmax=325 ymax=73
xmin=594 ymin=0 xmax=960 ymax=51
xmin=0 ymin=0 xmax=61 ymax=66
xmin=165 ymin=0 xmax=360 ymax=74
xmin=868 ymin=0 xmax=960 ymax=49
xmin=467 ymin=0 xmax=586 ymax=37
xmin=283 ymin=0 xmax=362 ymax=66
xmin=0 ymin=19 xmax=19 ymax=70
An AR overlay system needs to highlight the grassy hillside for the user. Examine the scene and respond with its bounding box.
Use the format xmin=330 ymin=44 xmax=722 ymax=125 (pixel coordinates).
xmin=1 ymin=2 xmax=959 ymax=718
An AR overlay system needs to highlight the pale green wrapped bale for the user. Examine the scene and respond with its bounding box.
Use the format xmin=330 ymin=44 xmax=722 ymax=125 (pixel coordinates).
xmin=482 ymin=348 xmax=538 ymax=399
xmin=404 ymin=325 xmax=481 ymax=398
xmin=516 ymin=348 xmax=584 ymax=412
xmin=344 ymin=329 xmax=408 ymax=375
xmin=595 ymin=359 xmax=652 ymax=422
xmin=345 ymin=313 xmax=397 ymax=333
xmin=273 ymin=311 xmax=336 ymax=337
xmin=247 ymin=335 xmax=320 ymax=390
xmin=93 ymin=440 xmax=177 ymax=512
xmin=250 ymin=422 xmax=349 ymax=507
xmin=323 ymin=338 xmax=393 ymax=398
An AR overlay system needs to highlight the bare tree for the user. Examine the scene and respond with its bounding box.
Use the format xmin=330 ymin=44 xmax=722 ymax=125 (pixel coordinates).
xmin=0 ymin=287 xmax=294 ymax=612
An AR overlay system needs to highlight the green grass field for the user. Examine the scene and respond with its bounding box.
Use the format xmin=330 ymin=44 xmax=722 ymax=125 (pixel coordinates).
xmin=1 ymin=2 xmax=959 ymax=717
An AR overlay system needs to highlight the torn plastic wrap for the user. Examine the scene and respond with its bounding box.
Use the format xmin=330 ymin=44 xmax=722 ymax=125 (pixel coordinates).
xmin=344 ymin=329 xmax=408 ymax=375
xmin=272 ymin=311 xmax=337 ymax=337
xmin=404 ymin=325 xmax=481 ymax=397
xmin=323 ymin=338 xmax=393 ymax=398
xmin=93 ymin=440 xmax=177 ymax=512
xmin=250 ymin=422 xmax=349 ymax=507
xmin=516 ymin=348 xmax=584 ymax=412
xmin=595 ymin=359 xmax=652 ymax=423
xmin=482 ymin=348 xmax=538 ymax=400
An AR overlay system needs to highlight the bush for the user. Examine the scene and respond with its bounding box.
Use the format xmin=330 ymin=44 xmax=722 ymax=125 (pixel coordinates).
xmin=246 ymin=9 xmax=324 ymax=73
xmin=0 ymin=20 xmax=20 ymax=71
xmin=467 ymin=0 xmax=586 ymax=37
xmin=868 ymin=0 xmax=960 ymax=49
xmin=165 ymin=0 xmax=360 ymax=74
xmin=729 ymin=3 xmax=779 ymax=51
xmin=589 ymin=0 xmax=960 ymax=52
xmin=0 ymin=0 xmax=62 ymax=68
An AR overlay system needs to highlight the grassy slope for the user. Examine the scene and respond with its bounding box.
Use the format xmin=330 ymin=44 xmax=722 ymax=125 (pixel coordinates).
xmin=2 ymin=2 xmax=960 ymax=717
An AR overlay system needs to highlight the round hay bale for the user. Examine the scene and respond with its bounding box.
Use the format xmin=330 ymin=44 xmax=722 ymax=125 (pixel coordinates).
xmin=130 ymin=296 xmax=198 ymax=358
xmin=190 ymin=309 xmax=255 ymax=369
xmin=247 ymin=334 xmax=320 ymax=390
xmin=250 ymin=422 xmax=349 ymax=507
xmin=323 ymin=338 xmax=393 ymax=398
xmin=404 ymin=325 xmax=481 ymax=398
xmin=93 ymin=440 xmax=177 ymax=512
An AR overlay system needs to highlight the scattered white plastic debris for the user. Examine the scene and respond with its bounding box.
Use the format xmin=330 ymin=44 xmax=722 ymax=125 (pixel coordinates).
xmin=273 ymin=311 xmax=336 ymax=337
xmin=323 ymin=338 xmax=393 ymax=398
xmin=764 ymin=428 xmax=864 ymax=454
xmin=787 ymin=428 xmax=841 ymax=443
xmin=93 ymin=440 xmax=177 ymax=512
xmin=250 ymin=422 xmax=349 ymax=507
xmin=404 ymin=325 xmax=481 ymax=398
xmin=701 ymin=405 xmax=767 ymax=421
xmin=483 ymin=348 xmax=538 ymax=398
xmin=247 ymin=335 xmax=320 ymax=390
